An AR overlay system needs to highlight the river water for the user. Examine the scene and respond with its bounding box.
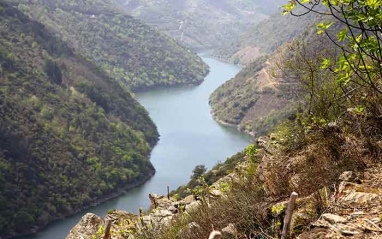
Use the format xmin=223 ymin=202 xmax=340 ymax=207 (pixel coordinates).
xmin=21 ymin=57 xmax=251 ymax=239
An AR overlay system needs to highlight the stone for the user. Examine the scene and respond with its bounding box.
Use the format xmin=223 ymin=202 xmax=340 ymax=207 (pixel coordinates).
xmin=152 ymin=209 xmax=173 ymax=218
xmin=185 ymin=201 xmax=201 ymax=213
xmin=210 ymin=189 xmax=222 ymax=197
xmin=322 ymin=214 xmax=347 ymax=224
xmin=168 ymin=205 xmax=178 ymax=214
xmin=349 ymin=211 xmax=365 ymax=218
xmin=339 ymin=171 xmax=357 ymax=182
xmin=340 ymin=192 xmax=378 ymax=206
xmin=149 ymin=193 xmax=173 ymax=209
xmin=177 ymin=222 xmax=201 ymax=238
xmin=183 ymin=195 xmax=195 ymax=204
xmin=222 ymin=223 xmax=237 ymax=237
xmin=106 ymin=210 xmax=138 ymax=223
xmin=66 ymin=213 xmax=103 ymax=239
xmin=312 ymin=219 xmax=331 ymax=228
xmin=371 ymin=217 xmax=381 ymax=224
xmin=335 ymin=224 xmax=362 ymax=235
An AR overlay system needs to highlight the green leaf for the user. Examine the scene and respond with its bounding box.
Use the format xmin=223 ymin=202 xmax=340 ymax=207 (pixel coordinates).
xmin=337 ymin=27 xmax=348 ymax=41
xmin=321 ymin=58 xmax=331 ymax=69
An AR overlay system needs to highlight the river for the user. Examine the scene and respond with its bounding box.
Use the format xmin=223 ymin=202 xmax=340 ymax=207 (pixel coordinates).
xmin=21 ymin=57 xmax=251 ymax=239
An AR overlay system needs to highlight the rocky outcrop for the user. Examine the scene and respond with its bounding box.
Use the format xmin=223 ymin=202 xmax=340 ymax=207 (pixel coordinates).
xmin=297 ymin=166 xmax=382 ymax=238
xmin=66 ymin=213 xmax=104 ymax=239
xmin=66 ymin=192 xmax=207 ymax=239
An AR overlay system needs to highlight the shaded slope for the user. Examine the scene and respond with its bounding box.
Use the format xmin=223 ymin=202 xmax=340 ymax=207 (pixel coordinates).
xmin=0 ymin=2 xmax=158 ymax=237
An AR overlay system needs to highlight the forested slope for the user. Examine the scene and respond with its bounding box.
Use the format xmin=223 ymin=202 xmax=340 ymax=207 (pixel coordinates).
xmin=0 ymin=2 xmax=158 ymax=237
xmin=5 ymin=0 xmax=209 ymax=91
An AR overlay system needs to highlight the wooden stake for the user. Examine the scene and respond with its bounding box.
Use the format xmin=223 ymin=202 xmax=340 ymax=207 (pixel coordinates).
xmin=281 ymin=192 xmax=298 ymax=239
xmin=208 ymin=231 xmax=222 ymax=239
xmin=167 ymin=186 xmax=170 ymax=200
xmin=103 ymin=219 xmax=112 ymax=239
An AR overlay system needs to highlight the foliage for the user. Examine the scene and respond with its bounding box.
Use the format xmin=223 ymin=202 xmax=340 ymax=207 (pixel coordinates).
xmin=172 ymin=151 xmax=246 ymax=198
xmin=0 ymin=2 xmax=158 ymax=236
xmin=283 ymin=0 xmax=382 ymax=120
xmin=44 ymin=59 xmax=62 ymax=85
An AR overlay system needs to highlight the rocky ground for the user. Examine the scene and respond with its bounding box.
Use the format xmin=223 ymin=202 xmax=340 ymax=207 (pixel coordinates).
xmin=298 ymin=166 xmax=382 ymax=238
xmin=66 ymin=136 xmax=382 ymax=239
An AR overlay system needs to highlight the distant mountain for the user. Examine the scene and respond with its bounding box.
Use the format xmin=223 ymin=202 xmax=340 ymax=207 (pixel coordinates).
xmin=0 ymin=1 xmax=161 ymax=237
xmin=116 ymin=0 xmax=287 ymax=51
xmin=6 ymin=0 xmax=209 ymax=91
xmin=214 ymin=11 xmax=316 ymax=65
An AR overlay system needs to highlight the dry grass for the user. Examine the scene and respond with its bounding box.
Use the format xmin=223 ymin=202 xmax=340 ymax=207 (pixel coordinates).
xmin=136 ymin=116 xmax=381 ymax=239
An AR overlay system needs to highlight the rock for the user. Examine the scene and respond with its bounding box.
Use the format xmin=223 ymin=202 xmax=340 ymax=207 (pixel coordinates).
xmin=183 ymin=195 xmax=195 ymax=204
xmin=177 ymin=222 xmax=201 ymax=238
xmin=349 ymin=211 xmax=365 ymax=218
xmin=322 ymin=214 xmax=347 ymax=224
xmin=335 ymin=224 xmax=362 ymax=235
xmin=339 ymin=171 xmax=357 ymax=182
xmin=106 ymin=210 xmax=138 ymax=223
xmin=168 ymin=205 xmax=178 ymax=214
xmin=270 ymin=133 xmax=277 ymax=140
xmin=340 ymin=192 xmax=378 ymax=206
xmin=210 ymin=189 xmax=222 ymax=197
xmin=338 ymin=181 xmax=361 ymax=194
xmin=66 ymin=213 xmax=103 ymax=239
xmin=312 ymin=219 xmax=331 ymax=228
xmin=222 ymin=223 xmax=237 ymax=238
xmin=152 ymin=209 xmax=173 ymax=218
xmin=149 ymin=193 xmax=173 ymax=209
xmin=185 ymin=201 xmax=201 ymax=213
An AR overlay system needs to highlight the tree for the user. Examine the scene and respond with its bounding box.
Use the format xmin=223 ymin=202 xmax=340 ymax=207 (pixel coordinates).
xmin=44 ymin=59 xmax=62 ymax=85
xmin=191 ymin=165 xmax=207 ymax=180
xmin=283 ymin=0 xmax=382 ymax=116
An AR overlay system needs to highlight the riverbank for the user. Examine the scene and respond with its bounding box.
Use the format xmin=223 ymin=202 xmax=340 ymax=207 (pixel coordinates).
xmin=211 ymin=112 xmax=256 ymax=138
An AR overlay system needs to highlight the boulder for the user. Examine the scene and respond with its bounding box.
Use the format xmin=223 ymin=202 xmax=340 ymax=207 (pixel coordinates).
xmin=66 ymin=213 xmax=103 ymax=239
xmin=185 ymin=201 xmax=202 ymax=213
xmin=322 ymin=214 xmax=347 ymax=224
xmin=149 ymin=193 xmax=173 ymax=209
xmin=183 ymin=195 xmax=195 ymax=204
xmin=177 ymin=222 xmax=201 ymax=238
xmin=336 ymin=223 xmax=362 ymax=235
xmin=222 ymin=223 xmax=238 ymax=238
xmin=340 ymin=192 xmax=378 ymax=207
xmin=210 ymin=189 xmax=222 ymax=197
xmin=339 ymin=171 xmax=357 ymax=182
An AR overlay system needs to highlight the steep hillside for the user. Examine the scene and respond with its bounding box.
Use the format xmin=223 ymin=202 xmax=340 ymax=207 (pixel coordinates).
xmin=214 ymin=9 xmax=316 ymax=65
xmin=210 ymin=55 xmax=297 ymax=137
xmin=116 ymin=0 xmax=286 ymax=51
xmin=6 ymin=0 xmax=209 ymax=91
xmin=210 ymin=19 xmax=336 ymax=137
xmin=0 ymin=2 xmax=159 ymax=237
